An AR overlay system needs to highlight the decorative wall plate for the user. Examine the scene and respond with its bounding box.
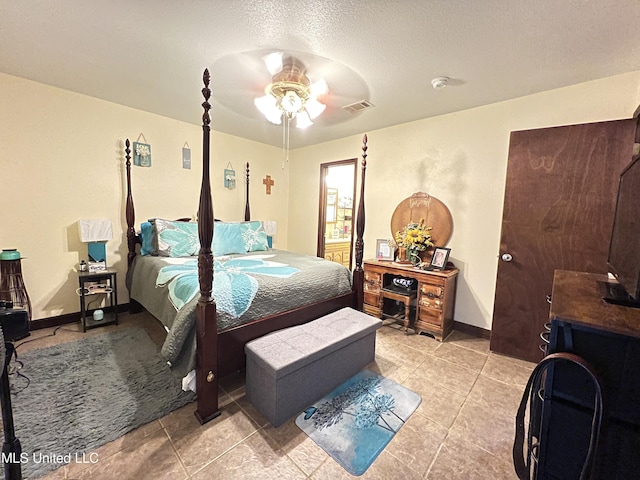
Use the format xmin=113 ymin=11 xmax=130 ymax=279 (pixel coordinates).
xmin=390 ymin=192 xmax=453 ymax=252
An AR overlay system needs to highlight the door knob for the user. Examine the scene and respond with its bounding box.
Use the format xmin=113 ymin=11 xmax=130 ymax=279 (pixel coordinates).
xmin=501 ymin=253 xmax=513 ymax=262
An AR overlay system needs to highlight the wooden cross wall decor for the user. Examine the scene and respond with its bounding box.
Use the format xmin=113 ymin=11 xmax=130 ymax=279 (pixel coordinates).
xmin=263 ymin=175 xmax=274 ymax=195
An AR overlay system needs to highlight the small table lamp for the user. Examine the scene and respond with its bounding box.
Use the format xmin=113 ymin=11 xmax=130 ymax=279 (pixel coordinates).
xmin=263 ymin=221 xmax=277 ymax=248
xmin=79 ymin=219 xmax=112 ymax=271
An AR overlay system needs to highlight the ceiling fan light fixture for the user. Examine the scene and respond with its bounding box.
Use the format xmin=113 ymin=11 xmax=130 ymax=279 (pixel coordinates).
xmin=296 ymin=110 xmax=313 ymax=129
xmin=281 ymin=90 xmax=303 ymax=114
xmin=255 ymin=56 xmax=327 ymax=125
xmin=265 ymin=108 xmax=283 ymax=125
xmin=310 ymin=78 xmax=328 ymax=97
xmin=254 ymin=54 xmax=329 ymax=167
xmin=263 ymin=52 xmax=284 ymax=76
xmin=254 ymin=94 xmax=274 ymax=113
xmin=305 ymin=97 xmax=326 ymax=119
xmin=254 ymin=94 xmax=282 ymax=124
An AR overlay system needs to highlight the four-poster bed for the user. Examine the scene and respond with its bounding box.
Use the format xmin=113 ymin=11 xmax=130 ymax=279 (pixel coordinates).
xmin=124 ymin=69 xmax=368 ymax=424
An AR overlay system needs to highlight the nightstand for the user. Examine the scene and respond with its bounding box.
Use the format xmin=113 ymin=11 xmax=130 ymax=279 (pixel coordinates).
xmin=78 ymin=270 xmax=118 ymax=332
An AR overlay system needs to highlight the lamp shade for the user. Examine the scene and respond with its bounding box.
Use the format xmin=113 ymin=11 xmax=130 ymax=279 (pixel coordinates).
xmin=78 ymin=219 xmax=113 ymax=243
xmin=263 ymin=221 xmax=277 ymax=236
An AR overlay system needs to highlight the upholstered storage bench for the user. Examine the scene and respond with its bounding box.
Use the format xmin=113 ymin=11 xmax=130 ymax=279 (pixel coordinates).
xmin=245 ymin=307 xmax=382 ymax=427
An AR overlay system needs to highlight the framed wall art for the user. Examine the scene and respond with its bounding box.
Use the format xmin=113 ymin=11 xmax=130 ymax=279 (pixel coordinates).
xmin=224 ymin=162 xmax=236 ymax=189
xmin=133 ymin=141 xmax=152 ymax=167
xmin=182 ymin=142 xmax=191 ymax=169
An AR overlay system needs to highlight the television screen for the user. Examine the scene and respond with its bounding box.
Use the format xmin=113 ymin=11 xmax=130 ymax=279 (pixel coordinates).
xmin=607 ymin=156 xmax=640 ymax=304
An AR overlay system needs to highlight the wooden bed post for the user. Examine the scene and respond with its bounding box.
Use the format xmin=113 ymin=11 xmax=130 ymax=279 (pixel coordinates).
xmin=124 ymin=139 xmax=137 ymax=267
xmin=194 ymin=69 xmax=221 ymax=424
xmin=244 ymin=162 xmax=251 ymax=221
xmin=353 ymin=134 xmax=367 ymax=311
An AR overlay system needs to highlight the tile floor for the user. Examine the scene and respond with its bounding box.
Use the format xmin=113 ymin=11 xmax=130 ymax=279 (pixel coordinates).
xmin=19 ymin=311 xmax=535 ymax=479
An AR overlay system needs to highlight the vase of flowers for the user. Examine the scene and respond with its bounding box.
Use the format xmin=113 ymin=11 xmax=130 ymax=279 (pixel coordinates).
xmin=394 ymin=219 xmax=434 ymax=266
xmin=407 ymin=247 xmax=421 ymax=266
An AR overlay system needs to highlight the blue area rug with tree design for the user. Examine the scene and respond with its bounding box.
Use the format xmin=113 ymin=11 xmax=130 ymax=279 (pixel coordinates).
xmin=295 ymin=369 xmax=421 ymax=476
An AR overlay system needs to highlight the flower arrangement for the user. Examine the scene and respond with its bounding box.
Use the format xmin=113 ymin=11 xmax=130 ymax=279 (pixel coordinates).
xmin=394 ymin=218 xmax=434 ymax=252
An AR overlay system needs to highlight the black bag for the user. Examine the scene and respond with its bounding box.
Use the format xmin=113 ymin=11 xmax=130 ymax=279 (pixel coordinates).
xmin=513 ymin=352 xmax=603 ymax=480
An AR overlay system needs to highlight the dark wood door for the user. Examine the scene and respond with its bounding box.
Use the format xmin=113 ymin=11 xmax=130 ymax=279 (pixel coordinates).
xmin=490 ymin=119 xmax=638 ymax=362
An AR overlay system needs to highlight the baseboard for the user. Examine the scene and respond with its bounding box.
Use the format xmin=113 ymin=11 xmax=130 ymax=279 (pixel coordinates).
xmin=31 ymin=307 xmax=491 ymax=340
xmin=453 ymin=320 xmax=491 ymax=340
xmin=29 ymin=304 xmax=130 ymax=330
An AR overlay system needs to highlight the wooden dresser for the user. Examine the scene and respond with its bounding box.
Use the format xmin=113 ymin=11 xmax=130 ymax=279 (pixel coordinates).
xmin=324 ymin=240 xmax=351 ymax=268
xmin=532 ymin=270 xmax=640 ymax=479
xmin=363 ymin=259 xmax=458 ymax=340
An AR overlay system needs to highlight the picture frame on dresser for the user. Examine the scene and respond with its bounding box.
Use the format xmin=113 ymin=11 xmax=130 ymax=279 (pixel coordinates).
xmin=429 ymin=247 xmax=450 ymax=270
xmin=375 ymin=239 xmax=395 ymax=261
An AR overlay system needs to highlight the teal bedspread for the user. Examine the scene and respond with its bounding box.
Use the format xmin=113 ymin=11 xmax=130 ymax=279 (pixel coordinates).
xmin=127 ymin=250 xmax=353 ymax=377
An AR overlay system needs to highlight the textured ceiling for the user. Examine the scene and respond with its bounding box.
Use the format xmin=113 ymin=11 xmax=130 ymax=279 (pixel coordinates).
xmin=2 ymin=1 xmax=640 ymax=148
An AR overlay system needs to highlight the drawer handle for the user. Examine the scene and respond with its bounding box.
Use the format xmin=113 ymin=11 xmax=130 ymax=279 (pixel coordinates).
xmin=426 ymin=292 xmax=436 ymax=299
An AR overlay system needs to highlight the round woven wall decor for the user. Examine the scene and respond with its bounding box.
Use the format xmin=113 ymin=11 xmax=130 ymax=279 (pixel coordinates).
xmin=390 ymin=192 xmax=453 ymax=250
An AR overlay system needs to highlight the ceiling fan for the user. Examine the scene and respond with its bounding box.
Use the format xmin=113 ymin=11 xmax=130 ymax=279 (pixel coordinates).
xmin=208 ymin=49 xmax=370 ymax=149
xmin=254 ymin=52 xmax=329 ymax=129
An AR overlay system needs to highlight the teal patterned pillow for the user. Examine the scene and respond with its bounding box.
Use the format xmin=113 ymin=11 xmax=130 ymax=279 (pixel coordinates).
xmin=140 ymin=221 xmax=154 ymax=256
xmin=153 ymin=219 xmax=199 ymax=257
xmin=240 ymin=221 xmax=269 ymax=252
xmin=213 ymin=222 xmax=247 ymax=256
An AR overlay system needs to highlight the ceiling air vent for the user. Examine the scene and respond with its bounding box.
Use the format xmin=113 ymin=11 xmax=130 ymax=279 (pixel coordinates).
xmin=342 ymin=100 xmax=374 ymax=114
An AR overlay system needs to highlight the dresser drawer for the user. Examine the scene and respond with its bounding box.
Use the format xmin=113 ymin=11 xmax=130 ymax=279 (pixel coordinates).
xmin=420 ymin=283 xmax=444 ymax=310
xmin=364 ymin=270 xmax=381 ymax=301
xmin=364 ymin=291 xmax=381 ymax=307
xmin=418 ymin=306 xmax=443 ymax=327
xmin=419 ymin=295 xmax=443 ymax=310
xmin=364 ymin=268 xmax=382 ymax=308
xmin=421 ymin=284 xmax=443 ymax=298
xmin=363 ymin=304 xmax=381 ymax=318
xmin=364 ymin=270 xmax=381 ymax=285
xmin=364 ymin=282 xmax=380 ymax=294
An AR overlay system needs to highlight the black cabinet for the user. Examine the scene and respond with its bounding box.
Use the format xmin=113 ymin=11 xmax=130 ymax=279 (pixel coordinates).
xmin=529 ymin=270 xmax=640 ymax=479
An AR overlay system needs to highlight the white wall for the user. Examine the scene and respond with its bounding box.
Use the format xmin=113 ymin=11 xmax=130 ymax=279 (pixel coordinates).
xmin=0 ymin=73 xmax=287 ymax=320
xmin=287 ymin=71 xmax=640 ymax=331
